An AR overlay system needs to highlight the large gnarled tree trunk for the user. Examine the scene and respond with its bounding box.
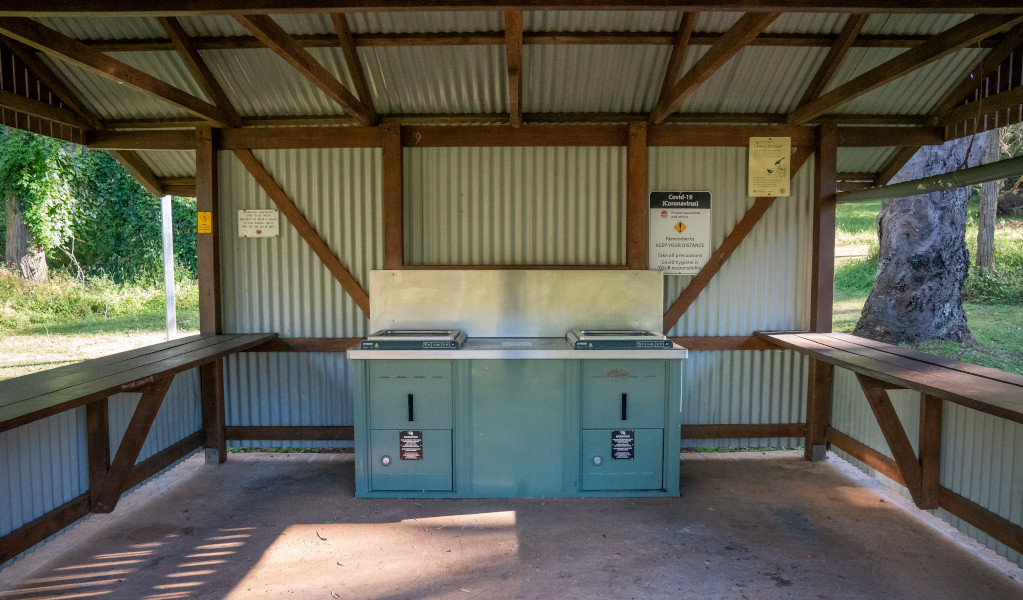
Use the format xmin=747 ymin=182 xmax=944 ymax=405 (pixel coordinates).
xmin=5 ymin=192 xmax=48 ymax=280
xmin=853 ymin=134 xmax=985 ymax=345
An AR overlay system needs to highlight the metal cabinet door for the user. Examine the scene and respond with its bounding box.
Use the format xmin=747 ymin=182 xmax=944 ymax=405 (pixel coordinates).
xmin=369 ymin=361 xmax=453 ymax=429
xmin=581 ymin=360 xmax=665 ymax=429
xmin=370 ymin=429 xmax=453 ymax=491
xmin=581 ymin=429 xmax=663 ymax=490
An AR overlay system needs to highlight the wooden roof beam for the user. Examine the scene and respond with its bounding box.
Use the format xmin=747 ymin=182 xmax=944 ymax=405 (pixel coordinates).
xmin=330 ymin=13 xmax=377 ymax=124
xmin=505 ymin=9 xmax=523 ymax=127
xmin=235 ymin=14 xmax=375 ymax=126
xmin=656 ymin=11 xmax=698 ymax=105
xmin=0 ymin=36 xmax=101 ymax=129
xmin=0 ymin=18 xmax=231 ymax=127
xmin=796 ymin=14 xmax=867 ymax=108
xmin=111 ymin=150 xmax=164 ymax=196
xmin=158 ymin=17 xmax=242 ymax=128
xmin=649 ymin=12 xmax=779 ymax=125
xmin=0 ymin=89 xmax=90 ymax=129
xmin=787 ymin=14 xmax=1023 ymax=126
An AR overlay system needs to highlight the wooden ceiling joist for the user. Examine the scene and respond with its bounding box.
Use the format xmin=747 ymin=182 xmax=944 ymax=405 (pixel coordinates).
xmin=787 ymin=13 xmax=1023 ymax=126
xmin=0 ymin=89 xmax=91 ymax=129
xmin=504 ymin=9 xmax=523 ymax=127
xmin=656 ymin=11 xmax=698 ymax=105
xmin=0 ymin=17 xmax=232 ymax=127
xmin=649 ymin=12 xmax=779 ymax=125
xmin=158 ymin=16 xmax=242 ymax=128
xmin=330 ymin=13 xmax=377 ymax=123
xmin=796 ymin=13 xmax=867 ymax=108
xmin=4 ymin=1 xmax=1023 ymax=16
xmin=0 ymin=37 xmax=101 ymax=129
xmin=235 ymin=14 xmax=375 ymax=126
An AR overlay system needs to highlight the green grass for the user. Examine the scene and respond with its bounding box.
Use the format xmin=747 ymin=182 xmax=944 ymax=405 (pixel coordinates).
xmin=834 ymin=196 xmax=1023 ymax=376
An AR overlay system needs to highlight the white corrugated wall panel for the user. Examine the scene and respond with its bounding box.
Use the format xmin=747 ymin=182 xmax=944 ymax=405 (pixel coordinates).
xmin=651 ymin=147 xmax=813 ymax=336
xmin=405 ymin=146 xmax=624 ymax=265
xmin=1 ymin=410 xmax=88 ymax=543
xmin=682 ymin=350 xmax=809 ymax=449
xmin=224 ymin=353 xmax=353 ymax=448
xmin=107 ymin=368 xmax=201 ymax=464
xmin=219 ymin=148 xmax=380 ymax=337
xmin=361 ymin=45 xmax=505 ymax=115
xmin=831 ymin=366 xmax=1023 ymax=567
xmin=526 ymin=45 xmax=667 ymax=114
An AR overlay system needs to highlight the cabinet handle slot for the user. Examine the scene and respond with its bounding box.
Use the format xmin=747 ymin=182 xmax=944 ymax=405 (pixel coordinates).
xmin=408 ymin=394 xmax=414 ymax=422
xmin=621 ymin=393 xmax=628 ymax=421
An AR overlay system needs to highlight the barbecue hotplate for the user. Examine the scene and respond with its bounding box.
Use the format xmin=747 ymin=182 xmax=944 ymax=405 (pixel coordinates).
xmin=361 ymin=329 xmax=467 ymax=350
xmin=567 ymin=329 xmax=672 ymax=350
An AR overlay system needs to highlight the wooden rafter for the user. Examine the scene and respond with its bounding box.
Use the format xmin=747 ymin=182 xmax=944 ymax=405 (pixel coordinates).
xmin=787 ymin=14 xmax=1023 ymax=125
xmin=111 ymin=150 xmax=165 ymax=196
xmin=235 ymin=14 xmax=374 ymax=125
xmin=939 ymin=86 xmax=1023 ymax=127
xmin=158 ymin=16 xmax=242 ymax=128
xmin=656 ymin=11 xmax=698 ymax=104
xmin=796 ymin=13 xmax=867 ymax=107
xmin=0 ymin=17 xmax=231 ymax=127
xmin=649 ymin=12 xmax=779 ymax=124
xmin=0 ymin=36 xmax=101 ymax=128
xmin=504 ymin=9 xmax=524 ymax=127
xmin=662 ymin=146 xmax=813 ymax=332
xmin=232 ymin=149 xmax=371 ymax=316
xmin=330 ymin=13 xmax=377 ymax=123
xmin=0 ymin=89 xmax=91 ymax=128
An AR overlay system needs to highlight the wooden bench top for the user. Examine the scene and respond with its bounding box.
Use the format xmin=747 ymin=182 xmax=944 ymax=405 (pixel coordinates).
xmin=0 ymin=333 xmax=277 ymax=433
xmin=756 ymin=331 xmax=1023 ymax=425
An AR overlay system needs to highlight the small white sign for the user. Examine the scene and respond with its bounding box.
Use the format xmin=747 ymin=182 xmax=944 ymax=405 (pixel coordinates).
xmin=648 ymin=191 xmax=712 ymax=275
xmin=238 ymin=209 xmax=279 ymax=238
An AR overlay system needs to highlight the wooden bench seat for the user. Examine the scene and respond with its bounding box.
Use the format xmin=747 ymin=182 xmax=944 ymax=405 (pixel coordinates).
xmin=756 ymin=331 xmax=1023 ymax=424
xmin=0 ymin=333 xmax=277 ymax=433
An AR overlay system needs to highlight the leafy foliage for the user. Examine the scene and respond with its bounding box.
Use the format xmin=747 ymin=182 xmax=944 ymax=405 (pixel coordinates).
xmin=0 ymin=129 xmax=77 ymax=251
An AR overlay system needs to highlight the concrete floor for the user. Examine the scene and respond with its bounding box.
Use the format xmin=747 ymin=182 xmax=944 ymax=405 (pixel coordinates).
xmin=2 ymin=451 xmax=1022 ymax=600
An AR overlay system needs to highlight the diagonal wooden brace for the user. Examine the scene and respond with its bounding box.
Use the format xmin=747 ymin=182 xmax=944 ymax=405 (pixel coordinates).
xmin=856 ymin=373 xmax=942 ymax=509
xmin=91 ymin=376 xmax=174 ymax=513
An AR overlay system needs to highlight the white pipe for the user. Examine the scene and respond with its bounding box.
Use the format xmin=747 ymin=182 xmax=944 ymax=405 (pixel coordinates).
xmin=161 ymin=194 xmax=177 ymax=340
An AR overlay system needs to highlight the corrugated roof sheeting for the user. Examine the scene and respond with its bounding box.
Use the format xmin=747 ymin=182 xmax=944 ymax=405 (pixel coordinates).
xmin=347 ymin=11 xmax=501 ymax=34
xmin=524 ymin=10 xmax=681 ymax=33
xmin=822 ymin=47 xmax=905 ymax=96
xmin=860 ymin=13 xmax=972 ymax=36
xmin=35 ymin=16 xmax=164 ymax=40
xmin=201 ymin=48 xmax=353 ymax=117
xmin=651 ymin=147 xmax=812 ymax=336
xmin=837 ymin=146 xmax=900 ymax=174
xmin=107 ymin=369 xmax=201 ymax=464
xmin=526 ymin=45 xmax=666 ymax=114
xmin=40 ymin=55 xmax=194 ymax=120
xmin=219 ymin=147 xmax=379 ymax=337
xmin=224 ymin=353 xmax=353 ymax=449
xmin=693 ymin=12 xmax=744 ymax=34
xmin=108 ymin=51 xmax=211 ymax=103
xmin=831 ymin=367 xmax=1023 ymax=568
xmin=678 ymin=46 xmax=826 ymax=114
xmin=177 ymin=15 xmax=250 ymax=38
xmin=361 ymin=45 xmax=504 ymax=115
xmin=405 ymin=146 xmax=624 ymax=265
xmin=0 ymin=409 xmax=87 ymax=541
xmin=681 ymin=350 xmax=808 ymax=450
xmin=836 ymin=49 xmax=987 ymax=116
xmin=764 ymin=12 xmax=847 ymax=35
xmin=137 ymin=150 xmax=196 ymax=179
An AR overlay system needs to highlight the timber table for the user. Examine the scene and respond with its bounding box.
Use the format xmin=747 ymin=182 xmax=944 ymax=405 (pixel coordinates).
xmin=0 ymin=333 xmax=276 ymax=565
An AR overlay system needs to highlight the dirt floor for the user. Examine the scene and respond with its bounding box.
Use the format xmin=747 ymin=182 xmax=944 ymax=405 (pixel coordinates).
xmin=2 ymin=451 xmax=1021 ymax=600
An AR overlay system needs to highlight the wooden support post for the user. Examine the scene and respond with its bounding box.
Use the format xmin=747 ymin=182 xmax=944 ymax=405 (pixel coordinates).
xmin=92 ymin=377 xmax=174 ymax=513
xmin=811 ymin=123 xmax=837 ymax=332
xmin=85 ymin=399 xmax=110 ymax=511
xmin=196 ymin=125 xmax=226 ymax=464
xmin=626 ymin=121 xmax=648 ymax=270
xmin=805 ymin=358 xmax=833 ymax=461
xmin=382 ymin=123 xmax=404 ymax=269
xmin=919 ymin=393 xmax=943 ymax=509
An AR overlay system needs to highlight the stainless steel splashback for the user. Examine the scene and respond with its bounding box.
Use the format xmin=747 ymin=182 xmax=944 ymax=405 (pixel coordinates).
xmin=369 ymin=270 xmax=664 ymax=337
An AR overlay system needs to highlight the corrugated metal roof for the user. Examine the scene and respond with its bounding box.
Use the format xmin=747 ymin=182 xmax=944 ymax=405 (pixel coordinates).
xmin=361 ymin=45 xmax=504 ymax=114
xmin=860 ymin=13 xmax=972 ymax=36
xmin=524 ymin=10 xmax=681 ymax=33
xmin=347 ymin=11 xmax=501 ymax=34
xmin=177 ymin=15 xmax=251 ymax=38
xmin=526 ymin=44 xmax=666 ymax=114
xmin=36 ymin=16 xmax=163 ymax=40
xmin=765 ymin=12 xmax=848 ymax=35
xmin=137 ymin=150 xmax=196 ymax=178
xmin=837 ymin=147 xmax=900 ymax=173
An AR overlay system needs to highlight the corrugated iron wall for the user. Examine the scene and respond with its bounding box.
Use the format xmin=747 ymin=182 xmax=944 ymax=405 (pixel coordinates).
xmin=1 ymin=368 xmax=202 ymax=556
xmin=831 ymin=367 xmax=1023 ymax=567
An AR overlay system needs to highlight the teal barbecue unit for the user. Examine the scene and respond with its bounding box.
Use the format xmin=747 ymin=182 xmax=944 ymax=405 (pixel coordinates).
xmin=350 ymin=340 xmax=685 ymax=498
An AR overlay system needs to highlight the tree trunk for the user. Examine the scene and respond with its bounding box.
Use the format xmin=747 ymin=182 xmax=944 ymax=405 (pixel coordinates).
xmin=977 ymin=129 xmax=1000 ymax=270
xmin=5 ymin=192 xmax=48 ymax=280
xmin=853 ymin=134 xmax=984 ymax=345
